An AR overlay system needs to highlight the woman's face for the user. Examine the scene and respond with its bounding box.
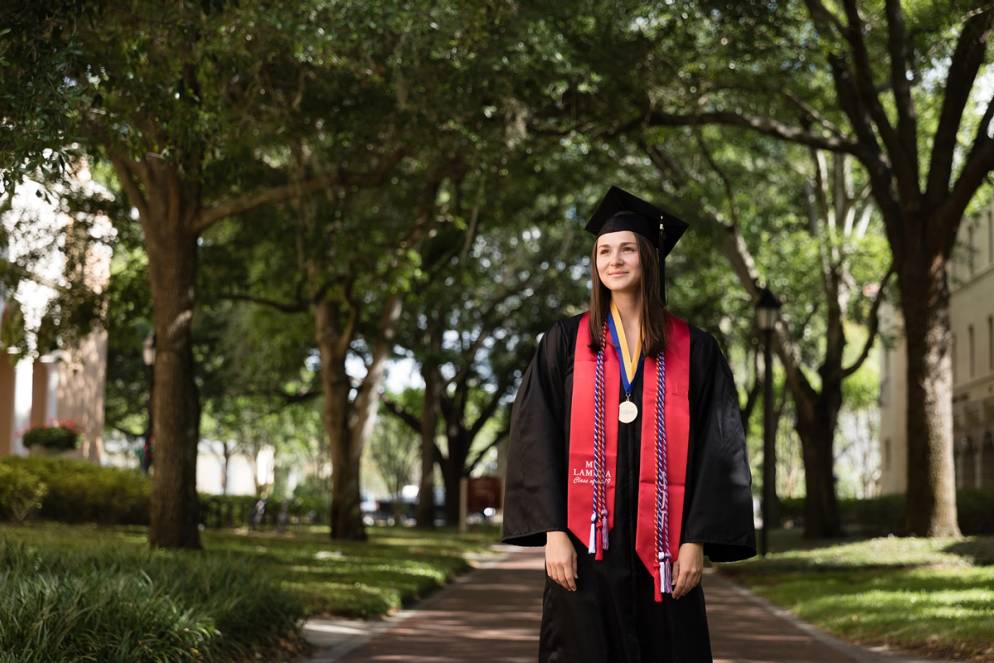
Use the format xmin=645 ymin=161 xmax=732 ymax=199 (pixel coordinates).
xmin=596 ymin=230 xmax=642 ymax=294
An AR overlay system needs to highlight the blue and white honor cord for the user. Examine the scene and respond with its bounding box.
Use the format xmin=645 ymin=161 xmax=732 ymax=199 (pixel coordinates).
xmin=655 ymin=349 xmax=672 ymax=594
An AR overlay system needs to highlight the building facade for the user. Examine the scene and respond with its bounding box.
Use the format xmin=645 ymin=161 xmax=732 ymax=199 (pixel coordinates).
xmin=0 ymin=170 xmax=112 ymax=462
xmin=878 ymin=201 xmax=994 ymax=493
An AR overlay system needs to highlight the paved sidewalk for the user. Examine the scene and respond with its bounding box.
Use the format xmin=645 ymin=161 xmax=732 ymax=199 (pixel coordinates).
xmin=303 ymin=544 xmax=542 ymax=663
xmin=303 ymin=546 xmax=953 ymax=663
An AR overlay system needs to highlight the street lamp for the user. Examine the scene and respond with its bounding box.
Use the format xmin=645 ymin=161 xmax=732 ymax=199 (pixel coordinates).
xmin=142 ymin=332 xmax=156 ymax=474
xmin=755 ymin=286 xmax=781 ymax=557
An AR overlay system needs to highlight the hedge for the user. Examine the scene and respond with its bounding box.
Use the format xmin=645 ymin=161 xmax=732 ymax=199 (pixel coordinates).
xmin=0 ymin=457 xmax=149 ymax=525
xmin=0 ymin=457 xmax=326 ymax=529
xmin=778 ymin=488 xmax=994 ymax=535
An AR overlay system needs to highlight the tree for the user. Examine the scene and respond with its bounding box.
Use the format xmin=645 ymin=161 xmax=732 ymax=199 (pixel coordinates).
xmin=17 ymin=1 xmax=407 ymax=548
xmin=643 ymin=129 xmax=891 ymax=537
xmin=384 ymin=145 xmax=597 ymax=524
xmin=645 ymin=1 xmax=991 ymax=536
xmin=369 ymin=412 xmax=418 ymax=523
xmin=522 ymin=0 xmax=992 ymax=536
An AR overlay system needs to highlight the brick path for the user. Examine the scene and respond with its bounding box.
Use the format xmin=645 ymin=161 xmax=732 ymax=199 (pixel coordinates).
xmin=304 ymin=547 xmax=951 ymax=663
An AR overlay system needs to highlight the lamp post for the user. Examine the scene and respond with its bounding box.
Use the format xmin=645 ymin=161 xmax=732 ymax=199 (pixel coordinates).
xmin=756 ymin=286 xmax=782 ymax=557
xmin=142 ymin=332 xmax=156 ymax=474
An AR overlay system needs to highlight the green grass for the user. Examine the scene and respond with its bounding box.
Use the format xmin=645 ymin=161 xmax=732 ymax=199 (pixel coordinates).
xmin=720 ymin=530 xmax=994 ymax=662
xmin=201 ymin=524 xmax=499 ymax=618
xmin=0 ymin=527 xmax=304 ymax=662
xmin=0 ymin=523 xmax=500 ymax=662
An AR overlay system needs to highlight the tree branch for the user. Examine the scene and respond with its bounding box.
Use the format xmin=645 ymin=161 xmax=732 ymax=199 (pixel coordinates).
xmin=941 ymin=137 xmax=994 ymax=256
xmin=193 ymin=149 xmax=405 ymax=235
xmin=216 ymin=291 xmax=309 ymax=314
xmin=925 ymin=6 xmax=994 ymax=207
xmin=842 ymin=263 xmax=895 ymax=378
xmin=884 ymin=0 xmax=919 ymax=180
xmin=646 ymin=108 xmax=859 ymax=153
xmin=466 ymin=425 xmax=509 ymax=476
xmin=381 ymin=395 xmax=422 ymax=433
xmin=969 ymin=91 xmax=994 ymax=165
xmin=109 ymin=156 xmax=150 ymax=222
xmin=839 ymin=0 xmax=919 ymax=200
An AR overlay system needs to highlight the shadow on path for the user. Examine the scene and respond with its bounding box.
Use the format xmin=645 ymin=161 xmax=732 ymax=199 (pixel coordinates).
xmin=304 ymin=546 xmax=952 ymax=663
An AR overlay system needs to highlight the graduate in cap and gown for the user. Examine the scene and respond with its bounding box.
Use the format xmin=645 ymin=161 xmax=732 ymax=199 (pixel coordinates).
xmin=501 ymin=185 xmax=756 ymax=662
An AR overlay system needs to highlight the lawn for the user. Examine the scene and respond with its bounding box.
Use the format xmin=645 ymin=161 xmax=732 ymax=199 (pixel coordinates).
xmin=203 ymin=524 xmax=500 ymax=618
xmin=0 ymin=522 xmax=500 ymax=662
xmin=719 ymin=530 xmax=994 ymax=663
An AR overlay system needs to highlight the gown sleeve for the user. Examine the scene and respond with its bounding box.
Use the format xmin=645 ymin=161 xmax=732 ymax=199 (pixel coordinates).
xmin=500 ymin=319 xmax=568 ymax=547
xmin=681 ymin=330 xmax=757 ymax=562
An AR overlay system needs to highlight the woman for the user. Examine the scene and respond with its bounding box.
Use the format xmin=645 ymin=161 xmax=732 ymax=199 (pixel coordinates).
xmin=501 ymin=185 xmax=756 ymax=662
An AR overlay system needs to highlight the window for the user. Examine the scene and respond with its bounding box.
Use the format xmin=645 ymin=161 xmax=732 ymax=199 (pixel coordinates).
xmin=989 ymin=315 xmax=994 ymax=373
xmin=952 ymin=333 xmax=958 ymax=383
xmin=968 ymin=222 xmax=976 ymax=276
xmin=969 ymin=324 xmax=976 ymax=378
xmin=988 ymin=210 xmax=994 ymax=265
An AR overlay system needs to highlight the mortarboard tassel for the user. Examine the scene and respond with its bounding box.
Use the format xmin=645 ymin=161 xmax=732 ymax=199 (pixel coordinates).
xmin=658 ymin=219 xmax=667 ymax=305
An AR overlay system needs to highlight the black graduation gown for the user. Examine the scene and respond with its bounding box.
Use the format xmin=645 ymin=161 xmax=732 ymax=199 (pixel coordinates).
xmin=501 ymin=312 xmax=756 ymax=663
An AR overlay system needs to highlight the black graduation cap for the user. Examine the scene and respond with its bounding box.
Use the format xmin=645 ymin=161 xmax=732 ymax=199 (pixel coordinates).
xmin=584 ymin=185 xmax=689 ymax=304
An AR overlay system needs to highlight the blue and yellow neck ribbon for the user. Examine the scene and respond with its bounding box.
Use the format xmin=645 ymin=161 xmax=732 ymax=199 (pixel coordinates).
xmin=608 ymin=300 xmax=643 ymax=395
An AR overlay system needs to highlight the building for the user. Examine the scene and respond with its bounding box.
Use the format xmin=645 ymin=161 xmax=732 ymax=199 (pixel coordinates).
xmin=878 ymin=201 xmax=994 ymax=493
xmin=0 ymin=168 xmax=113 ymax=462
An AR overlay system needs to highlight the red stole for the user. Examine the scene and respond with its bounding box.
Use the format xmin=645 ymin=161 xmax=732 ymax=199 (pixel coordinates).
xmin=567 ymin=310 xmax=691 ymax=602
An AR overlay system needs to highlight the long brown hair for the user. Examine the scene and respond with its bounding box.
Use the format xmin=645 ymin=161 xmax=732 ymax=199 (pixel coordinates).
xmin=587 ymin=233 xmax=669 ymax=356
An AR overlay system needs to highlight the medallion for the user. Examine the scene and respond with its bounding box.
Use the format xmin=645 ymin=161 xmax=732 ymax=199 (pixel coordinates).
xmin=619 ymin=399 xmax=638 ymax=423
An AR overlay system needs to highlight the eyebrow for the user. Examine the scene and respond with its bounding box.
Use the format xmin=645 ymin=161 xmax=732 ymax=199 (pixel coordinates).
xmin=598 ymin=242 xmax=637 ymax=249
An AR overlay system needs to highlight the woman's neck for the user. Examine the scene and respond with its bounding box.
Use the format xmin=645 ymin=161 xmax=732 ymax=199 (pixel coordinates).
xmin=611 ymin=290 xmax=641 ymax=325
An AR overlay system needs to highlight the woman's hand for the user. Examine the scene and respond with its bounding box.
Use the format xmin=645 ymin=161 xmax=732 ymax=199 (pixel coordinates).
xmin=671 ymin=542 xmax=704 ymax=599
xmin=545 ymin=530 xmax=577 ymax=591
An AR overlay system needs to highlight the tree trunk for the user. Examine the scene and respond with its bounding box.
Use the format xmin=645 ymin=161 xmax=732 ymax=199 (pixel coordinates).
xmin=144 ymin=195 xmax=203 ymax=550
xmin=900 ymin=253 xmax=961 ymax=537
xmin=795 ymin=405 xmax=843 ymax=538
xmin=416 ymin=324 xmax=443 ymax=528
xmin=440 ymin=430 xmax=470 ymax=526
xmin=315 ymin=299 xmax=367 ymax=541
xmin=221 ymin=442 xmax=231 ymax=496
xmin=440 ymin=455 xmax=461 ymax=526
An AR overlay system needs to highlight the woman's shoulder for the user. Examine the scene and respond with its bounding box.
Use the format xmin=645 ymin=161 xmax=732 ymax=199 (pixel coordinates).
xmin=543 ymin=311 xmax=586 ymax=338
xmin=673 ymin=316 xmax=724 ymax=356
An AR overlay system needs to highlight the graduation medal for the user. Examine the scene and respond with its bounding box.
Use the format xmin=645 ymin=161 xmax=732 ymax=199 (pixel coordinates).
xmin=619 ymin=398 xmax=638 ymax=423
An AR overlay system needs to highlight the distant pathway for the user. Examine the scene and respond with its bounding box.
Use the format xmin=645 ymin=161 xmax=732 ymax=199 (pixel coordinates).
xmin=303 ymin=546 xmax=953 ymax=663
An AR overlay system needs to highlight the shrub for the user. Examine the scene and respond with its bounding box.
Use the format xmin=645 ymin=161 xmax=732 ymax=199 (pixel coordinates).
xmin=0 ymin=465 xmax=47 ymax=523
xmin=0 ymin=457 xmax=150 ymax=525
xmin=198 ymin=493 xmax=328 ymax=529
xmin=22 ymin=422 xmax=81 ymax=451
xmin=776 ymin=489 xmax=994 ymax=535
xmin=957 ymin=488 xmax=994 ymax=535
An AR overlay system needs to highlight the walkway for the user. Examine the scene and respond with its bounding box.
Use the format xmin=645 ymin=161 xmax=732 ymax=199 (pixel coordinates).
xmin=303 ymin=546 xmax=953 ymax=663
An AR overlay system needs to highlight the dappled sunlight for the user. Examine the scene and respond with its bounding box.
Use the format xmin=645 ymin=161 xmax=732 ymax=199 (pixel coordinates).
xmin=730 ymin=535 xmax=994 ymax=662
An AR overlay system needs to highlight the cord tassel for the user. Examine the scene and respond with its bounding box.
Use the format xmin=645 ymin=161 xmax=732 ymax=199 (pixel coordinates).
xmin=600 ymin=510 xmax=609 ymax=551
xmin=588 ymin=513 xmax=597 ymax=554
xmin=659 ymin=553 xmax=672 ymax=595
